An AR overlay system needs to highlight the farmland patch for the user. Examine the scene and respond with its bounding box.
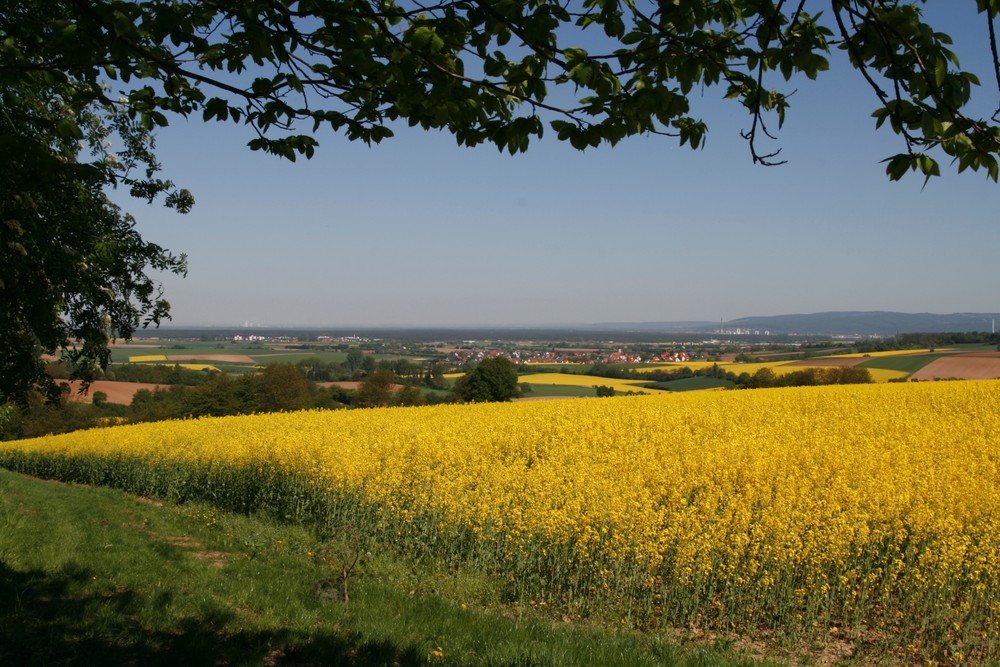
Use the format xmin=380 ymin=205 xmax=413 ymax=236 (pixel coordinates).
xmin=645 ymin=376 xmax=732 ymax=392
xmin=61 ymin=380 xmax=167 ymax=404
xmin=858 ymin=354 xmax=944 ymax=374
xmin=165 ymin=354 xmax=256 ymax=364
xmin=831 ymin=348 xmax=951 ymax=358
xmin=518 ymin=383 xmax=596 ymax=398
xmin=516 ymin=373 xmax=669 ymax=394
xmin=785 ymin=358 xmax=866 ymax=367
xmin=909 ymin=356 xmax=1000 ymax=380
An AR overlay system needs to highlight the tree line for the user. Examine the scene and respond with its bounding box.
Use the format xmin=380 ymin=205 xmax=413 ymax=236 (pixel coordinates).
xmin=855 ymin=331 xmax=1000 ymax=353
xmin=0 ymin=357 xmax=522 ymax=440
xmin=556 ymin=361 xmax=873 ymax=390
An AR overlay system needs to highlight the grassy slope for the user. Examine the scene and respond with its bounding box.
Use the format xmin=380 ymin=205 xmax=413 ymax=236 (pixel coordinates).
xmin=0 ymin=470 xmax=774 ymax=667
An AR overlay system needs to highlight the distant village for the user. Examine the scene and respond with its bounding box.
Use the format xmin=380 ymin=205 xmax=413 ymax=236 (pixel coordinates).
xmin=441 ymin=348 xmax=694 ymax=366
xmin=224 ymin=332 xmax=697 ymax=367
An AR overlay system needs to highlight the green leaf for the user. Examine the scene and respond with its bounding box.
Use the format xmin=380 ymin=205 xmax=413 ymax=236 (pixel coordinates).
xmin=621 ymin=30 xmax=645 ymax=45
xmin=56 ymin=118 xmax=83 ymax=140
xmin=933 ymin=57 xmax=947 ymax=87
xmin=569 ymin=62 xmax=594 ymax=86
xmin=148 ymin=111 xmax=168 ymax=127
xmin=917 ymin=154 xmax=940 ymax=177
xmin=251 ymin=78 xmax=274 ymax=96
xmin=409 ymin=26 xmax=445 ymax=54
xmin=882 ymin=153 xmax=913 ymax=181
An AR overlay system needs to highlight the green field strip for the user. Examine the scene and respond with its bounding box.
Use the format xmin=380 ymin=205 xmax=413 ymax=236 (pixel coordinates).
xmin=519 ymin=384 xmax=596 ymax=397
xmin=645 ymin=377 xmax=733 ymax=392
xmin=857 ymin=354 xmax=947 ymax=374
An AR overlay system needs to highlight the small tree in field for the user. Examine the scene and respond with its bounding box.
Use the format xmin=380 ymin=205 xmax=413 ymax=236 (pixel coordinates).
xmin=453 ymin=357 xmax=521 ymax=403
xmin=356 ymin=370 xmax=395 ymax=408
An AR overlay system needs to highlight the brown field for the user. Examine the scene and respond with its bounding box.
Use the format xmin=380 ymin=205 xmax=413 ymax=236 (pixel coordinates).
xmin=785 ymin=358 xmax=866 ymax=367
xmin=164 ymin=354 xmax=256 ymax=364
xmin=61 ymin=380 xmax=167 ymax=405
xmin=909 ymin=356 xmax=1000 ymax=381
xmin=318 ymin=381 xmax=407 ymax=391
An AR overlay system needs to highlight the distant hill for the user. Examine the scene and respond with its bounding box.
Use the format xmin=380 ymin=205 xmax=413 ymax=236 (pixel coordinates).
xmin=151 ymin=312 xmax=1000 ymax=340
xmin=580 ymin=312 xmax=1000 ymax=337
xmin=722 ymin=311 xmax=1000 ymax=337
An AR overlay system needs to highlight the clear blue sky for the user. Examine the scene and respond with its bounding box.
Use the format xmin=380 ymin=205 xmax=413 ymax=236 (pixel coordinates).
xmin=127 ymin=5 xmax=999 ymax=328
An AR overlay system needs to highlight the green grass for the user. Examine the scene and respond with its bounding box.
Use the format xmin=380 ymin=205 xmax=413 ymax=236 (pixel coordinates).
xmin=645 ymin=377 xmax=733 ymax=392
xmin=207 ymin=363 xmax=262 ymax=374
xmin=0 ymin=469 xmax=775 ymax=667
xmin=248 ymin=351 xmax=351 ymax=365
xmin=857 ymin=354 xmax=945 ymax=374
xmin=519 ymin=384 xmax=596 ymax=397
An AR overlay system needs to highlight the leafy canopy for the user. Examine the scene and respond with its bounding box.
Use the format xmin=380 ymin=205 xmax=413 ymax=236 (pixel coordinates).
xmin=5 ymin=1 xmax=1000 ymax=174
xmin=2 ymin=0 xmax=1000 ymax=402
xmin=1 ymin=48 xmax=189 ymax=403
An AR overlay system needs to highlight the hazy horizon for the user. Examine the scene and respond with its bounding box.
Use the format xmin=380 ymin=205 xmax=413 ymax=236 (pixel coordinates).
xmin=146 ymin=309 xmax=1000 ymax=332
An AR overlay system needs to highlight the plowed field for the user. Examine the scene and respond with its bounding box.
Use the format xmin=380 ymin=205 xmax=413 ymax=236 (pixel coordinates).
xmin=909 ymin=356 xmax=1000 ymax=380
xmin=61 ymin=380 xmax=167 ymax=404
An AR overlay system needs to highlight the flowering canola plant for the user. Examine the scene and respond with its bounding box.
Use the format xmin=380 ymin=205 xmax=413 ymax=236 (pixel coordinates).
xmin=2 ymin=380 xmax=998 ymax=659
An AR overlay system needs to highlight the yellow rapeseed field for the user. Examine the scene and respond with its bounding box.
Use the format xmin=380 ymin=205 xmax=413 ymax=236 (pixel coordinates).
xmin=633 ymin=361 xmax=724 ymax=372
xmin=3 ymin=380 xmax=998 ymax=659
xmin=756 ymin=363 xmax=909 ymax=382
xmin=517 ymin=372 xmax=670 ymax=394
xmin=128 ymin=354 xmax=168 ymax=362
xmin=172 ymin=363 xmax=221 ymax=372
xmin=637 ymin=357 xmax=926 ymax=383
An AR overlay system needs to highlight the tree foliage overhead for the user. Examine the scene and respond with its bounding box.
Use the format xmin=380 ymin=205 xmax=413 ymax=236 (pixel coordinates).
xmin=1 ymin=36 xmax=190 ymax=404
xmin=2 ymin=0 xmax=1000 ymax=403
xmin=4 ymin=0 xmax=999 ymax=173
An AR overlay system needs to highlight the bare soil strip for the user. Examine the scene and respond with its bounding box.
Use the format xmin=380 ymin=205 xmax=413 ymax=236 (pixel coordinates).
xmin=908 ymin=357 xmax=1000 ymax=380
xmin=61 ymin=380 xmax=168 ymax=404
